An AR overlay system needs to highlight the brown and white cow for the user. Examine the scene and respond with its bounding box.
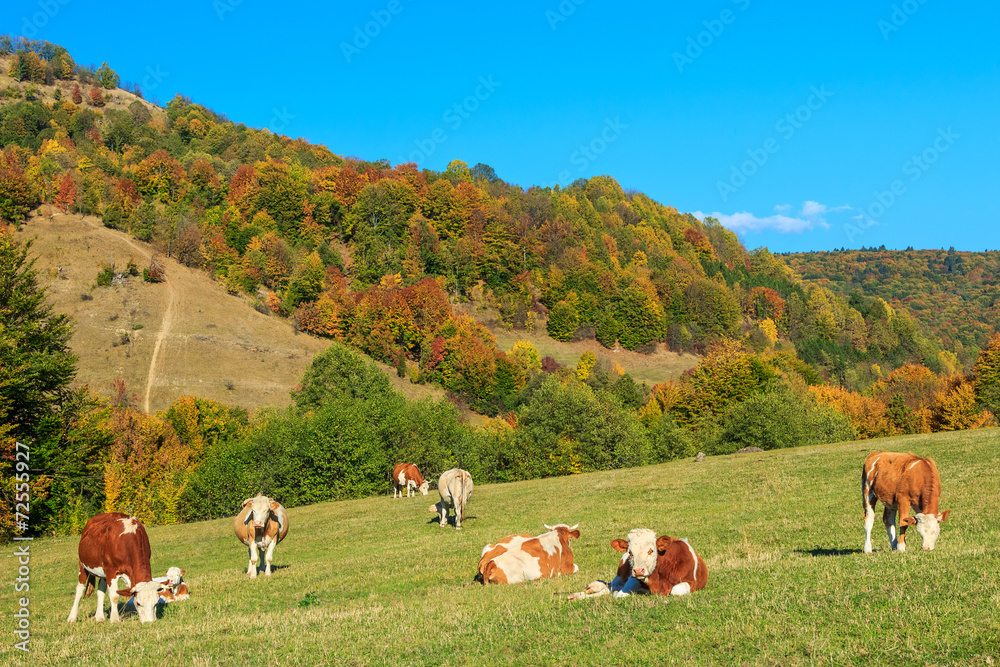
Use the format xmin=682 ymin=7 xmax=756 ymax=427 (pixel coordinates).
xmin=429 ymin=468 xmax=473 ymax=529
xmin=153 ymin=567 xmax=189 ymax=603
xmin=569 ymin=528 xmax=708 ymax=600
xmin=392 ymin=462 xmax=429 ymax=498
xmin=862 ymin=451 xmax=951 ymax=553
xmin=67 ymin=513 xmax=169 ymax=623
xmin=478 ymin=523 xmax=581 ymax=584
xmin=234 ymin=495 xmax=289 ymax=577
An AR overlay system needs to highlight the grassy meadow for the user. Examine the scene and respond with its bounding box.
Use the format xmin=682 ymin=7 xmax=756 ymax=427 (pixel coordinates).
xmin=2 ymin=429 xmax=999 ymax=666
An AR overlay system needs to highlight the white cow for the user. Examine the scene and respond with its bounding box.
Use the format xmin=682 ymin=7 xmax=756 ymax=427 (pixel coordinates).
xmin=429 ymin=468 xmax=473 ymax=529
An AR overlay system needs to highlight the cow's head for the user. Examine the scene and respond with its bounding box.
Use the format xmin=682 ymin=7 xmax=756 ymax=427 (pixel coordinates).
xmin=901 ymin=509 xmax=951 ymax=550
xmin=164 ymin=567 xmax=185 ymax=588
xmin=118 ymin=580 xmax=169 ymax=623
xmin=543 ymin=523 xmax=581 ymax=540
xmin=611 ymin=528 xmax=660 ymax=581
xmin=242 ymin=495 xmax=281 ymax=533
xmin=418 ymin=479 xmax=430 ymax=495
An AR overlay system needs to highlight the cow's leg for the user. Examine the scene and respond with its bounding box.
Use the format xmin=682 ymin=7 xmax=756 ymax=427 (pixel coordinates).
xmin=247 ymin=543 xmax=259 ymax=578
xmin=108 ymin=577 xmax=124 ymax=623
xmin=568 ymin=581 xmax=611 ymax=600
xmin=455 ymin=503 xmax=463 ymax=530
xmin=264 ymin=539 xmax=277 ymax=576
xmin=863 ymin=489 xmax=877 ymax=553
xmin=897 ymin=503 xmax=912 ymax=552
xmin=67 ymin=569 xmax=87 ymax=623
xmin=439 ymin=503 xmax=448 ymax=527
xmin=883 ymin=506 xmax=899 ymax=551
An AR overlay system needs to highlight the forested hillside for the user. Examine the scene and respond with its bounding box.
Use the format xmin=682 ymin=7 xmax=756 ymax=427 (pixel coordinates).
xmin=784 ymin=246 xmax=1000 ymax=367
xmin=4 ymin=35 xmax=1000 ymax=540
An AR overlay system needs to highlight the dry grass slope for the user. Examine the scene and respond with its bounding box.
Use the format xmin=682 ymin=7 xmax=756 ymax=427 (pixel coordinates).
xmin=2 ymin=429 xmax=997 ymax=665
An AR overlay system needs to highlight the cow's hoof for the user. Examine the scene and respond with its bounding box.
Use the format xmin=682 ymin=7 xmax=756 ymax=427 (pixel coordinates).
xmin=92 ymin=616 xmax=104 ymax=623
xmin=455 ymin=526 xmax=462 ymax=530
xmin=863 ymin=546 xmax=872 ymax=554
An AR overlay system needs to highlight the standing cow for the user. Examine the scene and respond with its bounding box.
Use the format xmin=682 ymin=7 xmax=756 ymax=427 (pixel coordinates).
xmin=392 ymin=462 xmax=429 ymax=498
xmin=67 ymin=513 xmax=169 ymax=623
xmin=429 ymin=468 xmax=473 ymax=529
xmin=478 ymin=523 xmax=580 ymax=584
xmin=234 ymin=495 xmax=289 ymax=577
xmin=862 ymin=451 xmax=951 ymax=552
xmin=569 ymin=528 xmax=708 ymax=600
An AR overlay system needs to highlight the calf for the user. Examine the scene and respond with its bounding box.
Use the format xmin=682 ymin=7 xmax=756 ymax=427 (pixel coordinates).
xmin=392 ymin=462 xmax=429 ymax=498
xmin=67 ymin=513 xmax=168 ymax=623
xmin=234 ymin=495 xmax=289 ymax=577
xmin=478 ymin=523 xmax=580 ymax=584
xmin=429 ymin=468 xmax=473 ymax=529
xmin=862 ymin=451 xmax=951 ymax=553
xmin=569 ymin=528 xmax=708 ymax=600
xmin=153 ymin=567 xmax=189 ymax=603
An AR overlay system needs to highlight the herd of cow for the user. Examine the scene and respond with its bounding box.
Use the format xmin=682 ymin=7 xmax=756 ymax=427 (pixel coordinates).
xmin=64 ymin=450 xmax=951 ymax=623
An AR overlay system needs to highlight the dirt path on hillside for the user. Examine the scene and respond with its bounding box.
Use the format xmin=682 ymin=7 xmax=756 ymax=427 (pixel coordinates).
xmin=81 ymin=219 xmax=176 ymax=413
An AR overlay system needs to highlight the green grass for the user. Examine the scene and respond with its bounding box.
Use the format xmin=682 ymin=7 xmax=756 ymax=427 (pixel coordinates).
xmin=3 ymin=430 xmax=999 ymax=665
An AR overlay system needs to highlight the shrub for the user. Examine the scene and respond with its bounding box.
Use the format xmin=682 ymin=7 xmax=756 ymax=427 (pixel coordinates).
xmin=714 ymin=382 xmax=855 ymax=455
xmin=96 ymin=264 xmax=115 ymax=286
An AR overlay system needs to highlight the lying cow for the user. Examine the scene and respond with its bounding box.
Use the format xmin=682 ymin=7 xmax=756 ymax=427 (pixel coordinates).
xmin=429 ymin=468 xmax=473 ymax=530
xmin=153 ymin=566 xmax=189 ymax=603
xmin=569 ymin=528 xmax=708 ymax=599
xmin=478 ymin=523 xmax=580 ymax=584
xmin=862 ymin=451 xmax=952 ymax=553
xmin=234 ymin=495 xmax=289 ymax=577
xmin=392 ymin=462 xmax=429 ymax=498
xmin=67 ymin=513 xmax=169 ymax=623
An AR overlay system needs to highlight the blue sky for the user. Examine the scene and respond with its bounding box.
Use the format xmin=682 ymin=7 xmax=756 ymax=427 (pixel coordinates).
xmin=6 ymin=0 xmax=998 ymax=252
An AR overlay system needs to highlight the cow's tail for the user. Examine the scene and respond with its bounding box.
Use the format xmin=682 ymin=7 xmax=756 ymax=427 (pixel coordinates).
xmin=84 ymin=575 xmax=95 ymax=598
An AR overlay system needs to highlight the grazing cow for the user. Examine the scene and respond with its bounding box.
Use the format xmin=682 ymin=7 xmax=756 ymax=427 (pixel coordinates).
xmin=862 ymin=451 xmax=952 ymax=553
xmin=429 ymin=468 xmax=473 ymax=529
xmin=153 ymin=567 xmax=189 ymax=603
xmin=67 ymin=513 xmax=168 ymax=623
xmin=478 ymin=523 xmax=581 ymax=584
xmin=392 ymin=462 xmax=429 ymax=498
xmin=234 ymin=495 xmax=289 ymax=577
xmin=569 ymin=528 xmax=708 ymax=600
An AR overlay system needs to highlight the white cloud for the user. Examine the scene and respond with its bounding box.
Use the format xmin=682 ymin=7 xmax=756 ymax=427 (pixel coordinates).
xmin=696 ymin=201 xmax=852 ymax=234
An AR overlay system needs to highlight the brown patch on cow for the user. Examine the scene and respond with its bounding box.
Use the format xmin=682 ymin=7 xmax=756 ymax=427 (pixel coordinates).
xmin=77 ymin=512 xmax=154 ymax=589
xmin=643 ymin=535 xmax=708 ymax=596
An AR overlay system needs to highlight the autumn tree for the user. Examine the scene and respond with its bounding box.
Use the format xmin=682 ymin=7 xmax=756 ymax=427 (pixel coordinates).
xmin=89 ymin=86 xmax=105 ymax=107
xmin=54 ymin=171 xmax=77 ymax=211
xmin=972 ymin=332 xmax=1000 ymax=416
xmin=71 ymin=83 xmax=82 ymax=104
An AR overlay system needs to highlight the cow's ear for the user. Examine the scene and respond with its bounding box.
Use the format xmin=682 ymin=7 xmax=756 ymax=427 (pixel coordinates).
xmin=900 ymin=515 xmax=917 ymax=527
xmin=569 ymin=529 xmax=581 ymax=540
xmin=180 ymin=570 xmax=185 ymax=577
xmin=611 ymin=539 xmax=628 ymax=552
xmin=269 ymin=500 xmax=281 ymax=513
xmin=939 ymin=509 xmax=951 ymax=522
xmin=656 ymin=536 xmax=671 ymax=554
xmin=241 ymin=498 xmax=254 ymax=508
xmin=117 ymin=587 xmax=134 ymax=597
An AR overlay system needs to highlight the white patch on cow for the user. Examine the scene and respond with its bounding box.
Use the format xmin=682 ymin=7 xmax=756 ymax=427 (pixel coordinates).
xmin=867 ymin=456 xmax=881 ymax=483
xmin=118 ymin=516 xmax=138 ymax=536
xmin=683 ymin=540 xmax=698 ymax=582
xmin=83 ymin=564 xmax=107 ymax=578
xmin=670 ymin=582 xmax=692 ymax=596
xmin=538 ymin=530 xmax=560 ymax=556
xmin=907 ymin=460 xmax=922 ymax=471
xmin=397 ymin=471 xmax=407 ymax=486
xmin=625 ymin=528 xmax=657 ymax=580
